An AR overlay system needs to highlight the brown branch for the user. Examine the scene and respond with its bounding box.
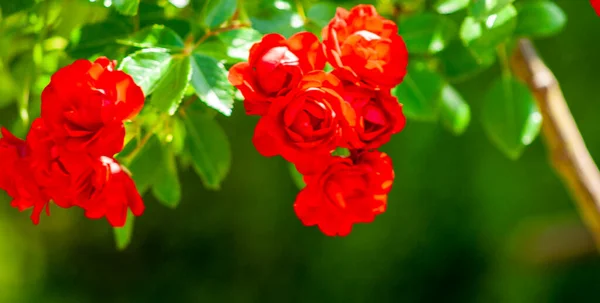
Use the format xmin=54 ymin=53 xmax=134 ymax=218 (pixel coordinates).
xmin=511 ymin=39 xmax=600 ymax=250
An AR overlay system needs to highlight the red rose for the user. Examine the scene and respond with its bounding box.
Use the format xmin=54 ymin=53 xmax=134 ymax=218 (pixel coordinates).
xmin=72 ymin=156 xmax=145 ymax=227
xmin=252 ymin=71 xmax=356 ymax=166
xmin=322 ymin=5 xmax=408 ymax=89
xmin=41 ymin=57 xmax=144 ymax=157
xmin=228 ymin=32 xmax=326 ymax=116
xmin=0 ymin=128 xmax=50 ymax=224
xmin=336 ymin=76 xmax=406 ymax=149
xmin=294 ymin=150 xmax=394 ymax=236
xmin=593 ymin=0 xmax=600 ymax=16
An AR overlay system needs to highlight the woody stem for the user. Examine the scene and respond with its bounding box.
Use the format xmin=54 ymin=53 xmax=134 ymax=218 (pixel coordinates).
xmin=511 ymin=39 xmax=600 ymax=251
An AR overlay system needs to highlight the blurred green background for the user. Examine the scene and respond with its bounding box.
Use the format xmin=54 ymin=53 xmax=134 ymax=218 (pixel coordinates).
xmin=1 ymin=0 xmax=600 ymax=302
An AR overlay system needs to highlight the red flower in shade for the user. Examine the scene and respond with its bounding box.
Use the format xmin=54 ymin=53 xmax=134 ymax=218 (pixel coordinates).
xmin=72 ymin=156 xmax=145 ymax=227
xmin=322 ymin=4 xmax=408 ymax=89
xmin=336 ymin=74 xmax=406 ymax=149
xmin=41 ymin=57 xmax=144 ymax=157
xmin=294 ymin=150 xmax=394 ymax=236
xmin=228 ymin=32 xmax=326 ymax=116
xmin=252 ymin=71 xmax=357 ymax=167
xmin=593 ymin=0 xmax=600 ymax=16
xmin=0 ymin=128 xmax=50 ymax=224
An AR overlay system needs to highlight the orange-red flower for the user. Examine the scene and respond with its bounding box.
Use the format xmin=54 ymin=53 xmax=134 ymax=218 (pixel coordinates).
xmin=294 ymin=150 xmax=394 ymax=236
xmin=593 ymin=0 xmax=600 ymax=16
xmin=252 ymin=71 xmax=356 ymax=165
xmin=322 ymin=4 xmax=408 ymax=89
xmin=229 ymin=32 xmax=325 ymax=116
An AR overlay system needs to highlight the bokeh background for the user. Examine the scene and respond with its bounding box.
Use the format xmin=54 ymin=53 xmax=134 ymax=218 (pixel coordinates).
xmin=1 ymin=0 xmax=600 ymax=302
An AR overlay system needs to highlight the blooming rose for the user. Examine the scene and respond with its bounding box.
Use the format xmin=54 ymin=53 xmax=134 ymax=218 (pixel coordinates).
xmin=228 ymin=32 xmax=326 ymax=116
xmin=593 ymin=0 xmax=600 ymax=16
xmin=0 ymin=128 xmax=50 ymax=224
xmin=294 ymin=150 xmax=394 ymax=236
xmin=252 ymin=71 xmax=356 ymax=168
xmin=322 ymin=5 xmax=408 ymax=89
xmin=70 ymin=156 xmax=145 ymax=227
xmin=335 ymin=75 xmax=406 ymax=149
xmin=41 ymin=57 xmax=144 ymax=157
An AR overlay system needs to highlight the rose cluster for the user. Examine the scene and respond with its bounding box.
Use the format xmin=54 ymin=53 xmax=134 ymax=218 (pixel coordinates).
xmin=229 ymin=5 xmax=409 ymax=236
xmin=0 ymin=57 xmax=145 ymax=227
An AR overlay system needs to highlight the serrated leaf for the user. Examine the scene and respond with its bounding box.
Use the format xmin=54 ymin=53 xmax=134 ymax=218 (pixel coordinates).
xmin=119 ymin=25 xmax=185 ymax=49
xmin=191 ymin=54 xmax=234 ymax=116
xmin=113 ymin=210 xmax=134 ymax=251
xmin=515 ymin=1 xmax=566 ymax=38
xmin=482 ymin=76 xmax=542 ymax=159
xmin=393 ymin=62 xmax=445 ymax=121
xmin=434 ymin=0 xmax=470 ymax=14
xmin=460 ymin=4 xmax=517 ymax=53
xmin=440 ymin=84 xmax=470 ymax=135
xmin=289 ymin=163 xmax=306 ymax=189
xmin=113 ymin=0 xmax=140 ymax=16
xmin=152 ymin=144 xmax=181 ymax=208
xmin=182 ymin=112 xmax=231 ymax=190
xmin=399 ymin=13 xmax=458 ymax=54
xmin=120 ymin=49 xmax=173 ymax=96
xmin=151 ymin=55 xmax=192 ymax=115
xmin=202 ymin=0 xmax=237 ymax=28
xmin=469 ymin=0 xmax=515 ymax=20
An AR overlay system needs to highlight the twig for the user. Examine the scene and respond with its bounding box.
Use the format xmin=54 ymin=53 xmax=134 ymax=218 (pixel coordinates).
xmin=511 ymin=39 xmax=600 ymax=250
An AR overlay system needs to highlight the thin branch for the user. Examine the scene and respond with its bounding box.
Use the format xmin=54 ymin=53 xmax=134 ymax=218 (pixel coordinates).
xmin=511 ymin=39 xmax=600 ymax=250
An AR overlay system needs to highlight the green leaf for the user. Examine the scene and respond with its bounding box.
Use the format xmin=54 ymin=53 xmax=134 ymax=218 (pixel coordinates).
xmin=249 ymin=0 xmax=306 ymax=38
xmin=68 ymin=17 xmax=134 ymax=59
xmin=183 ymin=112 xmax=231 ymax=189
xmin=440 ymin=84 xmax=470 ymax=135
xmin=289 ymin=163 xmax=306 ymax=190
xmin=152 ymin=145 xmax=182 ymax=208
xmin=482 ymin=76 xmax=542 ymax=159
xmin=191 ymin=54 xmax=234 ymax=116
xmin=169 ymin=116 xmax=187 ymax=155
xmin=469 ymin=0 xmax=515 ymax=20
xmin=306 ymin=3 xmax=337 ymax=28
xmin=460 ymin=4 xmax=517 ymax=53
xmin=0 ymin=0 xmax=35 ymax=17
xmin=120 ymin=49 xmax=173 ymax=96
xmin=398 ymin=13 xmax=458 ymax=54
xmin=434 ymin=0 xmax=470 ymax=14
xmin=119 ymin=25 xmax=185 ymax=49
xmin=123 ymin=135 xmax=162 ymax=194
xmin=151 ymin=55 xmax=192 ymax=115
xmin=113 ymin=210 xmax=135 ymax=251
xmin=437 ymin=39 xmax=496 ymax=82
xmin=195 ymin=28 xmax=263 ymax=64
xmin=218 ymin=28 xmax=263 ymax=62
xmin=202 ymin=0 xmax=237 ymax=29
xmin=515 ymin=1 xmax=566 ymax=38
xmin=112 ymin=0 xmax=140 ymax=16
xmin=393 ymin=61 xmax=445 ymax=121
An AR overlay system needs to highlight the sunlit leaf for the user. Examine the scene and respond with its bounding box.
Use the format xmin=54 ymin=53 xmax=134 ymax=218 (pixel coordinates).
xmin=151 ymin=55 xmax=192 ymax=115
xmin=202 ymin=0 xmax=237 ymax=28
xmin=393 ymin=61 xmax=445 ymax=121
xmin=482 ymin=76 xmax=542 ymax=159
xmin=434 ymin=0 xmax=470 ymax=14
xmin=112 ymin=0 xmax=140 ymax=16
xmin=515 ymin=1 xmax=567 ymax=38
xmin=119 ymin=48 xmax=173 ymax=95
xmin=440 ymin=84 xmax=470 ymax=135
xmin=190 ymin=54 xmax=234 ymax=116
xmin=399 ymin=13 xmax=458 ymax=54
xmin=120 ymin=24 xmax=185 ymax=49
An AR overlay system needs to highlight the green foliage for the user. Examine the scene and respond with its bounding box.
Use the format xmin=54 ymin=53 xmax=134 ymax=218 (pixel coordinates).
xmin=481 ymin=76 xmax=542 ymax=159
xmin=113 ymin=210 xmax=135 ymax=250
xmin=399 ymin=13 xmax=457 ymax=54
xmin=439 ymin=84 xmax=470 ymax=135
xmin=393 ymin=61 xmax=444 ymax=121
xmin=515 ymin=1 xmax=567 ymax=38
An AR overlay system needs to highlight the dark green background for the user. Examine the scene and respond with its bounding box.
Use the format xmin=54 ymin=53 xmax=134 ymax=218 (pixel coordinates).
xmin=1 ymin=0 xmax=600 ymax=302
